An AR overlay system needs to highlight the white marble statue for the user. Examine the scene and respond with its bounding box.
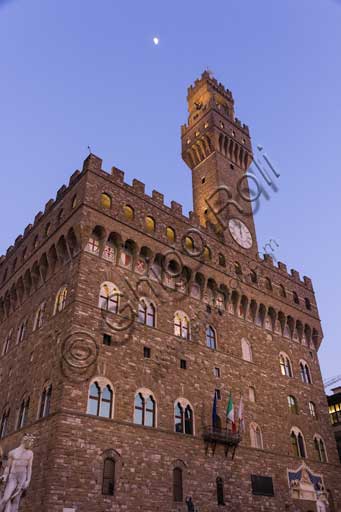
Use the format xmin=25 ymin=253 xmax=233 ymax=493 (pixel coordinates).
xmin=0 ymin=433 xmax=35 ymax=512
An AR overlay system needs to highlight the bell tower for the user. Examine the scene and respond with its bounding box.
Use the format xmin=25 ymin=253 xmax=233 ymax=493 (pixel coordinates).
xmin=181 ymin=72 xmax=258 ymax=254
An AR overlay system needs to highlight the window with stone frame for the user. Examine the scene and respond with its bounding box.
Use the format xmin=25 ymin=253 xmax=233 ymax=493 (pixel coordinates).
xmin=98 ymin=282 xmax=120 ymax=314
xmin=134 ymin=392 xmax=156 ymax=427
xmin=173 ymin=467 xmax=183 ymax=502
xmin=102 ymin=458 xmax=115 ymax=495
xmin=0 ymin=407 xmax=10 ymax=439
xmin=17 ymin=396 xmax=30 ymax=430
xmin=138 ymin=298 xmax=156 ymax=327
xmin=299 ymin=361 xmax=312 ymax=384
xmin=206 ymin=325 xmax=217 ymax=350
xmin=174 ymin=311 xmax=190 ymax=340
xmin=174 ymin=401 xmax=194 ymax=435
xmin=87 ymin=381 xmax=113 ymax=419
xmin=250 ymin=422 xmax=263 ymax=449
xmin=39 ymin=384 xmax=52 ymax=419
xmin=279 ymin=353 xmax=293 ymax=378
xmin=314 ymin=435 xmax=327 ymax=462
xmin=290 ymin=428 xmax=306 ymax=458
xmin=54 ymin=286 xmax=67 ymax=315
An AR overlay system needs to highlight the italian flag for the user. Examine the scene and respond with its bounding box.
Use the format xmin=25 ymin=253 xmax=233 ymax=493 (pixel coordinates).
xmin=226 ymin=393 xmax=236 ymax=432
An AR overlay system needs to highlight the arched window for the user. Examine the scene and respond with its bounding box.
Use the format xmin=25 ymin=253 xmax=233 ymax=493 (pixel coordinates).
xmin=265 ymin=277 xmax=272 ymax=291
xmin=2 ymin=329 xmax=12 ymax=356
xmin=250 ymin=422 xmax=263 ymax=449
xmin=184 ymin=236 xmax=194 ymax=252
xmin=39 ymin=384 xmax=52 ymax=419
xmin=279 ymin=284 xmax=286 ymax=298
xmin=100 ymin=193 xmax=112 ymax=209
xmin=102 ymin=458 xmax=115 ymax=495
xmin=309 ymin=401 xmax=317 ymax=418
xmin=138 ymin=298 xmax=156 ymax=327
xmin=174 ymin=401 xmax=193 ymax=435
xmin=234 ymin=262 xmax=242 ymax=276
xmin=218 ymin=253 xmax=226 ymax=267
xmin=17 ymin=318 xmax=28 ymax=344
xmin=290 ymin=428 xmax=306 ymax=458
xmin=145 ymin=216 xmax=155 ymax=232
xmin=123 ymin=204 xmax=134 ymax=221
xmin=173 ymin=467 xmax=183 ymax=502
xmin=203 ymin=246 xmax=211 ymax=260
xmin=99 ymin=282 xmax=120 ymax=314
xmin=249 ymin=386 xmax=256 ymax=402
xmin=305 ymin=297 xmax=312 ymax=310
xmin=17 ymin=396 xmax=30 ymax=429
xmin=314 ymin=435 xmax=327 ymax=462
xmin=71 ymin=195 xmax=77 ymax=209
xmin=288 ymin=395 xmax=298 ymax=415
xmin=87 ymin=381 xmax=113 ymax=419
xmin=206 ymin=325 xmax=217 ymax=350
xmin=250 ymin=270 xmax=258 ymax=284
xmin=0 ymin=408 xmax=10 ymax=439
xmin=300 ymin=361 xmax=312 ymax=384
xmin=33 ymin=302 xmax=45 ymax=331
xmin=279 ymin=353 xmax=293 ymax=377
xmin=54 ymin=286 xmax=67 ymax=314
xmin=293 ymin=291 xmax=300 ymax=304
xmin=216 ymin=477 xmax=225 ymax=506
xmin=134 ymin=391 xmax=156 ymax=427
xmin=174 ymin=311 xmax=190 ymax=340
xmin=241 ymin=338 xmax=253 ymax=362
xmin=86 ymin=234 xmax=100 ymax=255
xmin=166 ymin=227 xmax=176 ymax=242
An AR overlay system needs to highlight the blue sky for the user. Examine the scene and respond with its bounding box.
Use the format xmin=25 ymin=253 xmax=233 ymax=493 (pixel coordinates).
xmin=0 ymin=0 xmax=340 ymax=384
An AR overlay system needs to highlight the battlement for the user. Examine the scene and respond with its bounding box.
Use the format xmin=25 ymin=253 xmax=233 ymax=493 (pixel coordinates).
xmin=187 ymin=71 xmax=233 ymax=102
xmin=0 ymin=154 xmax=314 ymax=293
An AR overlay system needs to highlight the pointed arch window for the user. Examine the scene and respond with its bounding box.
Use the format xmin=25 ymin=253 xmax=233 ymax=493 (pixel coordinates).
xmin=54 ymin=286 xmax=67 ymax=314
xmin=250 ymin=270 xmax=258 ymax=284
xmin=300 ymin=361 xmax=312 ymax=384
xmin=99 ymin=282 xmax=120 ymax=314
xmin=241 ymin=338 xmax=253 ymax=362
xmin=218 ymin=253 xmax=226 ymax=267
xmin=279 ymin=353 xmax=293 ymax=377
xmin=17 ymin=396 xmax=30 ymax=429
xmin=2 ymin=329 xmax=13 ymax=355
xmin=174 ymin=311 xmax=190 ymax=340
xmin=173 ymin=467 xmax=183 ymax=502
xmin=309 ymin=401 xmax=317 ymax=418
xmin=279 ymin=284 xmax=286 ymax=297
xmin=17 ymin=318 xmax=28 ymax=344
xmin=184 ymin=236 xmax=194 ymax=252
xmin=290 ymin=428 xmax=306 ymax=458
xmin=206 ymin=325 xmax=217 ymax=350
xmin=265 ymin=277 xmax=272 ymax=291
xmin=0 ymin=408 xmax=10 ymax=439
xmin=134 ymin=392 xmax=156 ymax=427
xmin=314 ymin=435 xmax=327 ymax=462
xmin=33 ymin=302 xmax=45 ymax=331
xmin=102 ymin=458 xmax=115 ymax=495
xmin=234 ymin=262 xmax=242 ymax=276
xmin=87 ymin=382 xmax=113 ymax=419
xmin=174 ymin=401 xmax=193 ymax=435
xmin=203 ymin=246 xmax=211 ymax=260
xmin=39 ymin=384 xmax=52 ymax=419
xmin=293 ymin=291 xmax=300 ymax=304
xmin=138 ymin=299 xmax=156 ymax=327
xmin=216 ymin=477 xmax=225 ymax=506
xmin=250 ymin=422 xmax=263 ymax=449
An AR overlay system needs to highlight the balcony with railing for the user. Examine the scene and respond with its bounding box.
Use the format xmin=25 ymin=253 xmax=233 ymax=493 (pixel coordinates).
xmin=203 ymin=426 xmax=241 ymax=458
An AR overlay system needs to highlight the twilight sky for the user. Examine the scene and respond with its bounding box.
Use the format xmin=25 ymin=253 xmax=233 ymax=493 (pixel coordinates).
xmin=0 ymin=0 xmax=340 ymax=385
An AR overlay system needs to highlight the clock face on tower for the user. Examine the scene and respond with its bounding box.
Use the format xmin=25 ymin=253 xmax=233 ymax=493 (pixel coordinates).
xmin=228 ymin=218 xmax=253 ymax=249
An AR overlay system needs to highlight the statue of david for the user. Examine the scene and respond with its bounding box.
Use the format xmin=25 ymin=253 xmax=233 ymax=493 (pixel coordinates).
xmin=0 ymin=433 xmax=34 ymax=512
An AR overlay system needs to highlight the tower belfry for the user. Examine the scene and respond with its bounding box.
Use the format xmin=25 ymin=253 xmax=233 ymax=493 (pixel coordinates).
xmin=181 ymin=72 xmax=257 ymax=254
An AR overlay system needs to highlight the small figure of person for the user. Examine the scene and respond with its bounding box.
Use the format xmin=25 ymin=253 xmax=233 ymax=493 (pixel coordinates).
xmin=185 ymin=495 xmax=195 ymax=512
xmin=0 ymin=433 xmax=35 ymax=512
